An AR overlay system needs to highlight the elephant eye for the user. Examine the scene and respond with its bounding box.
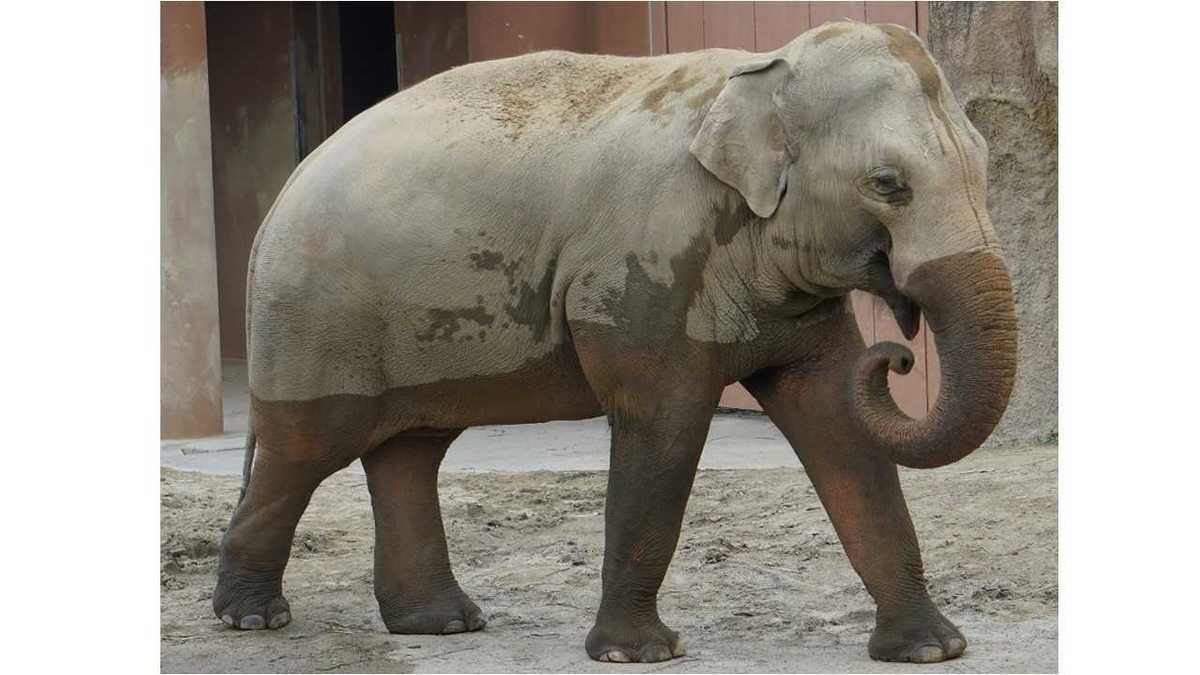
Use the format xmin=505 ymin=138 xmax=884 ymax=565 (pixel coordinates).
xmin=863 ymin=167 xmax=911 ymax=203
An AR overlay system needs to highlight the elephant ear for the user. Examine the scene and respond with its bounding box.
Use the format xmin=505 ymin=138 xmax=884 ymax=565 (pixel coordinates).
xmin=689 ymin=58 xmax=792 ymax=218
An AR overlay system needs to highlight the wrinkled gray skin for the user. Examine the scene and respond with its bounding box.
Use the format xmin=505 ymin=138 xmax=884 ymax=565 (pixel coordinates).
xmin=215 ymin=22 xmax=1017 ymax=665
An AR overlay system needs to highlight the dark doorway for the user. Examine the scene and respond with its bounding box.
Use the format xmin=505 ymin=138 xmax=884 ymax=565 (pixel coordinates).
xmin=339 ymin=2 xmax=399 ymax=122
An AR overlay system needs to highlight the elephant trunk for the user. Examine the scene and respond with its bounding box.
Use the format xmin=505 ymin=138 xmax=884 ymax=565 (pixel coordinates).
xmin=852 ymin=250 xmax=1017 ymax=469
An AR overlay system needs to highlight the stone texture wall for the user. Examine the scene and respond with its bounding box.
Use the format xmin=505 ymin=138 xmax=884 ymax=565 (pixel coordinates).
xmin=928 ymin=2 xmax=1058 ymax=444
xmin=161 ymin=1 xmax=222 ymax=438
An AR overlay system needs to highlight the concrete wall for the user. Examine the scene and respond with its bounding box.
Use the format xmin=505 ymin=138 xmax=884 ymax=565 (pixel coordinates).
xmin=927 ymin=2 xmax=1059 ymax=444
xmin=161 ymin=1 xmax=222 ymax=438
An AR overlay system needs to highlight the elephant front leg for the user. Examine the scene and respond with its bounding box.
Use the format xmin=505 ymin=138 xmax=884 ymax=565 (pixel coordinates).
xmin=795 ymin=436 xmax=965 ymax=662
xmin=745 ymin=336 xmax=966 ymax=663
xmin=585 ymin=390 xmax=717 ymax=663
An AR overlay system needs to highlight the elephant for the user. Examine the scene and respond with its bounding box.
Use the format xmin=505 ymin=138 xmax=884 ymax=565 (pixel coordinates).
xmin=214 ymin=20 xmax=1017 ymax=665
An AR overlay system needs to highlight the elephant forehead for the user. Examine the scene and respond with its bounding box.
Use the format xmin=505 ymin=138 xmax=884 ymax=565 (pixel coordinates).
xmin=877 ymin=25 xmax=943 ymax=108
xmin=875 ymin=24 xmax=978 ymax=158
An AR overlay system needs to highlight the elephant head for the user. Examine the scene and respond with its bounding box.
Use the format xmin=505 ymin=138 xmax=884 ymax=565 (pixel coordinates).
xmin=689 ymin=22 xmax=1017 ymax=468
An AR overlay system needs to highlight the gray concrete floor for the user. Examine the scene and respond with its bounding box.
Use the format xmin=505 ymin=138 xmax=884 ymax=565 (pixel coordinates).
xmin=161 ymin=360 xmax=797 ymax=475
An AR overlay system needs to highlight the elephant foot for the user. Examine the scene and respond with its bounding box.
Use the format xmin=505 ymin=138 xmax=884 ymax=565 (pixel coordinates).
xmin=378 ymin=587 xmax=486 ymax=634
xmin=213 ymin=569 xmax=292 ymax=630
xmin=868 ymin=605 xmax=966 ymax=663
xmin=585 ymin=616 xmax=686 ymax=663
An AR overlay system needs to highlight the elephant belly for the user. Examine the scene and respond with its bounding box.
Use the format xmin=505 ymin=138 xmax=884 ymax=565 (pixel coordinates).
xmin=248 ymin=335 xmax=603 ymax=459
xmin=368 ymin=342 xmax=604 ymax=430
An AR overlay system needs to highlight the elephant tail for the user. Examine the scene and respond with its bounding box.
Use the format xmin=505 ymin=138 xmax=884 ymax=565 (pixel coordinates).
xmin=239 ymin=423 xmax=256 ymax=505
xmin=239 ymin=191 xmax=266 ymax=506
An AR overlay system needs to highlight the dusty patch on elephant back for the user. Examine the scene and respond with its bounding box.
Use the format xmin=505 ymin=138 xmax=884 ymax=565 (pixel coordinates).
xmin=686 ymin=77 xmax=725 ymax=111
xmin=640 ymin=66 xmax=708 ymax=117
xmin=561 ymin=64 xmax=647 ymax=124
xmin=445 ymin=53 xmax=650 ymax=138
xmin=493 ymin=86 xmax=538 ymax=140
xmin=811 ymin=22 xmax=856 ymax=46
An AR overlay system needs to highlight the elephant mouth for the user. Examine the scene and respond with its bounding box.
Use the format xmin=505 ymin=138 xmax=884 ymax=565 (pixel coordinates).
xmin=883 ymin=291 xmax=921 ymax=340
xmin=866 ymin=252 xmax=922 ymax=340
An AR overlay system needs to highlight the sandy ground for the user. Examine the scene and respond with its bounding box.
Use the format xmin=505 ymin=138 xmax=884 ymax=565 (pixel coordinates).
xmin=161 ymin=438 xmax=1056 ymax=673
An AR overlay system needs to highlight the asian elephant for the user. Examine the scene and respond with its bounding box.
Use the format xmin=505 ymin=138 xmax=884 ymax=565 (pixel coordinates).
xmin=214 ymin=20 xmax=1017 ymax=665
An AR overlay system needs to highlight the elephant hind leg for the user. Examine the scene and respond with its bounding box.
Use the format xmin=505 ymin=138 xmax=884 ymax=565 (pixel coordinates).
xmin=363 ymin=428 xmax=485 ymax=634
xmin=214 ymin=398 xmax=375 ymax=630
xmin=213 ymin=449 xmax=342 ymax=630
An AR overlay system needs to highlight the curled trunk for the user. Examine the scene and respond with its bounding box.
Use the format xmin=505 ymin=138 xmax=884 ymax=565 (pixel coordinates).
xmin=852 ymin=250 xmax=1018 ymax=469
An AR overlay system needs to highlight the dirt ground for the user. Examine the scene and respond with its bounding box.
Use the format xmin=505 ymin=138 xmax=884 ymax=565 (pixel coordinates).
xmin=161 ymin=443 xmax=1057 ymax=673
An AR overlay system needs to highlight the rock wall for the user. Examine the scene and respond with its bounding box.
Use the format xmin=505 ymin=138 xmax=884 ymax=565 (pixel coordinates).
xmin=928 ymin=2 xmax=1058 ymax=444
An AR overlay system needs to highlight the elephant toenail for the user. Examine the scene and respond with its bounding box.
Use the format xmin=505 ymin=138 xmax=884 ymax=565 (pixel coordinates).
xmin=601 ymin=650 xmax=631 ymax=663
xmin=239 ymin=615 xmax=266 ymax=630
xmin=945 ymin=637 xmax=966 ymax=655
xmin=220 ymin=614 xmax=234 ymax=627
xmin=910 ymin=644 xmax=945 ymax=663
xmin=268 ymin=611 xmax=291 ymax=629
xmin=467 ymin=614 xmax=487 ymax=631
xmin=639 ymin=644 xmax=672 ymax=662
xmin=670 ymin=639 xmax=687 ymax=657
xmin=443 ymin=619 xmax=466 ymax=633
